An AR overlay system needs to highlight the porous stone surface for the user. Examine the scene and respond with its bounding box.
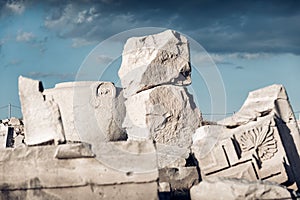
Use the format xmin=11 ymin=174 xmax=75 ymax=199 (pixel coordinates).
xmin=18 ymin=76 xmax=65 ymax=145
xmin=159 ymin=167 xmax=199 ymax=191
xmin=118 ymin=30 xmax=191 ymax=98
xmin=123 ymin=85 xmax=201 ymax=168
xmin=190 ymin=177 xmax=293 ymax=200
xmin=123 ymin=85 xmax=201 ymax=147
xmin=192 ymin=84 xmax=300 ymax=190
xmin=0 ymin=141 xmax=158 ymax=200
xmin=44 ymin=81 xmax=126 ymax=143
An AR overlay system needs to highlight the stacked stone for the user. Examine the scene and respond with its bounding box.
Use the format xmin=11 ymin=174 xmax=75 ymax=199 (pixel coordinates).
xmin=118 ymin=30 xmax=202 ymax=168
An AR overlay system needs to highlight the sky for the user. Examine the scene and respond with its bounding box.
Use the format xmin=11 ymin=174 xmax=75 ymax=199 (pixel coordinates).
xmin=0 ymin=0 xmax=299 ymax=120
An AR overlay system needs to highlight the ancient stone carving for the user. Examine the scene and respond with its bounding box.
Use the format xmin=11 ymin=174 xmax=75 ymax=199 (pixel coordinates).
xmin=192 ymin=84 xmax=300 ymax=190
xmin=44 ymin=81 xmax=126 ymax=144
xmin=239 ymin=124 xmax=277 ymax=161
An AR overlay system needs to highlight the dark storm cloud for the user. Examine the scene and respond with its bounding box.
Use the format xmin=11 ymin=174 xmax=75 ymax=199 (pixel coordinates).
xmin=1 ymin=0 xmax=299 ymax=54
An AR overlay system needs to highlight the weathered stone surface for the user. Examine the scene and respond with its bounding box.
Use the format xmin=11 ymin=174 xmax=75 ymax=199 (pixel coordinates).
xmin=44 ymin=81 xmax=126 ymax=143
xmin=0 ymin=125 xmax=8 ymax=148
xmin=159 ymin=167 xmax=199 ymax=191
xmin=124 ymin=85 xmax=201 ymax=147
xmin=156 ymin=144 xmax=190 ymax=168
xmin=96 ymin=140 xmax=158 ymax=173
xmin=18 ymin=76 xmax=65 ymax=145
xmin=190 ymin=177 xmax=293 ymax=200
xmin=124 ymin=85 xmax=201 ymax=168
xmin=192 ymin=84 xmax=300 ymax=190
xmin=54 ymin=143 xmax=95 ymax=159
xmin=0 ymin=141 xmax=158 ymax=200
xmin=118 ymin=30 xmax=191 ymax=97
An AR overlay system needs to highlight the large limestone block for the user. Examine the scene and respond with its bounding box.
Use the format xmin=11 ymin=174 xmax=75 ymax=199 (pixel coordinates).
xmin=44 ymin=81 xmax=126 ymax=143
xmin=192 ymin=84 xmax=300 ymax=190
xmin=123 ymin=85 xmax=201 ymax=148
xmin=118 ymin=30 xmax=192 ymax=97
xmin=190 ymin=177 xmax=294 ymax=200
xmin=0 ymin=141 xmax=158 ymax=200
xmin=124 ymin=85 xmax=201 ymax=168
xmin=18 ymin=76 xmax=65 ymax=145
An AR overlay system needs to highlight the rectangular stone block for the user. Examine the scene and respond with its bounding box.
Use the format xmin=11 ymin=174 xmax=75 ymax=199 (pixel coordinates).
xmin=0 ymin=141 xmax=158 ymax=199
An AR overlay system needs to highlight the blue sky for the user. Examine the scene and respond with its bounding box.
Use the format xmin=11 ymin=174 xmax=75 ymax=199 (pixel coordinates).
xmin=0 ymin=0 xmax=299 ymax=120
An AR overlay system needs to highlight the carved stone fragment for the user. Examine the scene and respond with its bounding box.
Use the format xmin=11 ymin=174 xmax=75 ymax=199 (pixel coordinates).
xmin=192 ymin=85 xmax=300 ymax=190
xmin=44 ymin=81 xmax=126 ymax=143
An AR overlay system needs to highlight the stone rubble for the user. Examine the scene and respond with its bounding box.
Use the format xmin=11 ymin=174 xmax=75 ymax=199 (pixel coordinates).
xmin=0 ymin=30 xmax=300 ymax=200
xmin=0 ymin=117 xmax=24 ymax=148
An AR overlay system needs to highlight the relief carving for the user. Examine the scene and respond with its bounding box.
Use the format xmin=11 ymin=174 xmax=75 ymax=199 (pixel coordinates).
xmin=239 ymin=124 xmax=277 ymax=161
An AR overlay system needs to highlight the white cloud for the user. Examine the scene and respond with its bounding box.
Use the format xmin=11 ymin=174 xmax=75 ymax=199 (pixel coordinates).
xmin=75 ymin=7 xmax=99 ymax=24
xmin=16 ymin=31 xmax=35 ymax=42
xmin=5 ymin=1 xmax=25 ymax=15
xmin=71 ymin=38 xmax=96 ymax=48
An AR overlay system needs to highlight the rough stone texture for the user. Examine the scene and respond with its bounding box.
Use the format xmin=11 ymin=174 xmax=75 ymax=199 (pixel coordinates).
xmin=123 ymin=85 xmax=201 ymax=168
xmin=0 ymin=141 xmax=158 ymax=200
xmin=124 ymin=85 xmax=201 ymax=146
xmin=159 ymin=167 xmax=199 ymax=191
xmin=18 ymin=76 xmax=65 ymax=145
xmin=44 ymin=81 xmax=126 ymax=143
xmin=190 ymin=177 xmax=293 ymax=200
xmin=0 ymin=125 xmax=8 ymax=148
xmin=54 ymin=142 xmax=95 ymax=159
xmin=118 ymin=30 xmax=192 ymax=98
xmin=156 ymin=143 xmax=190 ymax=168
xmin=192 ymin=84 xmax=300 ymax=190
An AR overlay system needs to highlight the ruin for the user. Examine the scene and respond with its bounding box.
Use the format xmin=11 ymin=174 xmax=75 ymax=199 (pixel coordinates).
xmin=0 ymin=30 xmax=299 ymax=199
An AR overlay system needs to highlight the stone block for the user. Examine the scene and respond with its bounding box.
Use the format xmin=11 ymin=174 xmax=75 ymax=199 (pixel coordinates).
xmin=123 ymin=85 xmax=201 ymax=168
xmin=118 ymin=30 xmax=191 ymax=97
xmin=44 ymin=81 xmax=126 ymax=143
xmin=190 ymin=177 xmax=293 ymax=200
xmin=18 ymin=76 xmax=65 ymax=145
xmin=0 ymin=141 xmax=158 ymax=200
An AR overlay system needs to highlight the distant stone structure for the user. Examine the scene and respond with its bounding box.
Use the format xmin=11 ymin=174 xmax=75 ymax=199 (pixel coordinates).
xmin=0 ymin=30 xmax=299 ymax=199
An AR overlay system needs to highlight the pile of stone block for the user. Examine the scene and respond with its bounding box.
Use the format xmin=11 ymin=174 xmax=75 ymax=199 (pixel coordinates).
xmin=0 ymin=117 xmax=24 ymax=148
xmin=1 ymin=30 xmax=299 ymax=199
